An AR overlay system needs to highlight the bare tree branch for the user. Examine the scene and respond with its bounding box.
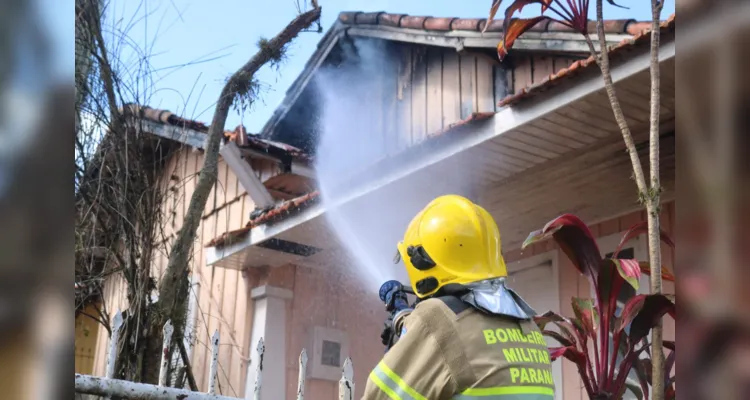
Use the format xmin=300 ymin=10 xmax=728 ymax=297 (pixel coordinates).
xmin=178 ymin=340 xmax=199 ymax=391
xmin=157 ymin=5 xmax=322 ymax=320
xmin=647 ymin=2 xmax=665 ymax=399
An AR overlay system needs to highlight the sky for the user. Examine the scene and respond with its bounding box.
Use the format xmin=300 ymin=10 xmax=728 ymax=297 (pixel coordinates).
xmin=102 ymin=0 xmax=674 ymax=134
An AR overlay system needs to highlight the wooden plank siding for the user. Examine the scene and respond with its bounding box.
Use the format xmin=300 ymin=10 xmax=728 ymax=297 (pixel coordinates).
xmin=389 ymin=44 xmax=500 ymax=151
xmin=76 ymin=303 xmax=102 ymax=375
xmin=90 ymin=147 xmax=277 ymax=395
xmin=506 ymin=53 xmax=585 ymax=97
xmin=383 ymin=45 xmax=586 ymax=154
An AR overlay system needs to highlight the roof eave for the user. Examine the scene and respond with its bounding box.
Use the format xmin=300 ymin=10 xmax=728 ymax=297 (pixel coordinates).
xmin=345 ymin=24 xmax=629 ymax=53
xmin=206 ymin=35 xmax=675 ymax=270
xmin=259 ymin=21 xmax=346 ymax=138
xmin=205 ymin=201 xmax=325 ymax=267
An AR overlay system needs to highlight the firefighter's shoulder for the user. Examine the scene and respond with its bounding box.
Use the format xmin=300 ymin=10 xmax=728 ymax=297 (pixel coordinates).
xmin=412 ymin=296 xmax=473 ymax=320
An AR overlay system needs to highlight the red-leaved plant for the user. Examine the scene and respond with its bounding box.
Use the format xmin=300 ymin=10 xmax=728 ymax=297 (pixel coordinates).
xmin=523 ymin=215 xmax=676 ymax=400
xmin=485 ymin=0 xmax=627 ymax=60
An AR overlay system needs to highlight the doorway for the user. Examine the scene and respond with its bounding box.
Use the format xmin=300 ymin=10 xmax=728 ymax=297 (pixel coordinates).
xmin=507 ymin=251 xmax=563 ymax=400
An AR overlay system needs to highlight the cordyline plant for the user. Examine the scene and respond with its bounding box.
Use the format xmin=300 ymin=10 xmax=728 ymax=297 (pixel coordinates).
xmin=524 ymin=214 xmax=676 ymax=400
xmin=484 ymin=0 xmax=628 ymax=60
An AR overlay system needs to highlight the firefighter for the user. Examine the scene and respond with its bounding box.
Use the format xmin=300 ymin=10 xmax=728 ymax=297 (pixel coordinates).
xmin=363 ymin=194 xmax=556 ymax=400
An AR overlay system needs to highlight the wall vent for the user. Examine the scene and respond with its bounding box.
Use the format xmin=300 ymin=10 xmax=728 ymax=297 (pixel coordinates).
xmin=309 ymin=327 xmax=349 ymax=381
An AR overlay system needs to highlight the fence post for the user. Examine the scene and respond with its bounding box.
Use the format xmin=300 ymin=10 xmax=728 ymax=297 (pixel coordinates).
xmin=253 ymin=337 xmax=265 ymax=400
xmin=159 ymin=320 xmax=174 ymax=386
xmin=296 ymin=348 xmax=307 ymax=400
xmin=106 ymin=310 xmax=123 ymax=379
xmin=338 ymin=357 xmax=354 ymax=400
xmin=208 ymin=330 xmax=220 ymax=395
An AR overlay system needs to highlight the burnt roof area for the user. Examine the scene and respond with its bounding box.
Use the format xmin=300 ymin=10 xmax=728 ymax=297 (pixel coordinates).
xmin=270 ymin=35 xmax=402 ymax=154
xmin=262 ymin=11 xmax=648 ymax=155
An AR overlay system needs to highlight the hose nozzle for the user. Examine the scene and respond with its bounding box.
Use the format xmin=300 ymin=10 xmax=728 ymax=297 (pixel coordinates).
xmin=379 ymin=280 xmax=410 ymax=312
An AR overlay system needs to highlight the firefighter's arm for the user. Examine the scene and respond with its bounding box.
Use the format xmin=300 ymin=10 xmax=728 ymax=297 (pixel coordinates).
xmin=363 ymin=312 xmax=457 ymax=400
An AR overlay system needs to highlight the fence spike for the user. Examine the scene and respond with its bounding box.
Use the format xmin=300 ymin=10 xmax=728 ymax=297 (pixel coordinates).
xmin=105 ymin=310 xmax=123 ymax=379
xmin=253 ymin=337 xmax=265 ymax=400
xmin=338 ymin=357 xmax=354 ymax=400
xmin=208 ymin=330 xmax=220 ymax=395
xmin=159 ymin=320 xmax=174 ymax=386
xmin=296 ymin=348 xmax=308 ymax=400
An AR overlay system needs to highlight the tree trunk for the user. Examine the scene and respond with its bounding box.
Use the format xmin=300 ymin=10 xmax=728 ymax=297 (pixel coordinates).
xmin=589 ymin=1 xmax=665 ymax=398
xmin=153 ymin=4 xmax=322 ymax=385
xmin=647 ymin=1 xmax=665 ymax=399
xmin=588 ymin=2 xmax=652 ymax=392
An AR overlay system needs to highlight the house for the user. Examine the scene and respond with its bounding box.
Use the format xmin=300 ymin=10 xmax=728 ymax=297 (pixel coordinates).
xmin=88 ymin=11 xmax=676 ymax=400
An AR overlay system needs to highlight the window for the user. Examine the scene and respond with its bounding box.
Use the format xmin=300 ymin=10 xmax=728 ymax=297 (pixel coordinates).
xmin=321 ymin=340 xmax=341 ymax=367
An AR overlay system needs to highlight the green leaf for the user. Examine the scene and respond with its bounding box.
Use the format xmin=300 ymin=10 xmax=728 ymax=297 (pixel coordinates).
xmin=571 ymin=297 xmax=598 ymax=338
xmin=613 ymin=221 xmax=675 ymax=258
xmin=549 ymin=345 xmax=586 ymax=364
xmin=523 ymin=214 xmax=602 ymax=282
xmin=541 ymin=329 xmax=573 ymax=347
xmin=597 ymin=259 xmax=626 ymax=335
xmin=534 ymin=311 xmax=581 ymax=347
xmin=609 ymin=258 xmax=641 ymax=291
xmin=618 ymin=294 xmax=676 ymax=344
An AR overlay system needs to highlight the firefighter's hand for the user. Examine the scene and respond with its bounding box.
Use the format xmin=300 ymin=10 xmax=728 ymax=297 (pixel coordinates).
xmin=381 ymin=314 xmax=395 ymax=347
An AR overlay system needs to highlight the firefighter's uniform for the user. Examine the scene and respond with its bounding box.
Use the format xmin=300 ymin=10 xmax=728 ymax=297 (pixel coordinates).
xmin=364 ymin=195 xmax=556 ymax=400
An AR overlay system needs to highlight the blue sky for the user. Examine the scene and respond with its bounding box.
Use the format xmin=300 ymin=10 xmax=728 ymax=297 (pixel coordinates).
xmin=106 ymin=0 xmax=674 ymax=134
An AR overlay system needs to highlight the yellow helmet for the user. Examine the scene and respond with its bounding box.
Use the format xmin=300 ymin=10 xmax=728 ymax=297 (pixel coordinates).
xmin=396 ymin=195 xmax=507 ymax=298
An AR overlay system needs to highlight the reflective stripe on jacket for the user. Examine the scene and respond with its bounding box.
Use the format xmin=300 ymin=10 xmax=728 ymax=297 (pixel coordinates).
xmin=362 ymin=297 xmax=555 ymax=400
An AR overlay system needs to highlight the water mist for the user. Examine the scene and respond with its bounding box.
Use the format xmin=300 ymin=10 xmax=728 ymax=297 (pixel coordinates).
xmin=313 ymin=38 xmax=475 ymax=294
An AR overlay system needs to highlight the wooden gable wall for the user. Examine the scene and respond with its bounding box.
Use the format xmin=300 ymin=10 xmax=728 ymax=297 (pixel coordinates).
xmin=330 ymin=39 xmax=586 ymax=157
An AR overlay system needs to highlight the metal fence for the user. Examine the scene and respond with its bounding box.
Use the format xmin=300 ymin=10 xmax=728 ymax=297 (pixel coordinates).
xmin=74 ymin=309 xmax=356 ymax=400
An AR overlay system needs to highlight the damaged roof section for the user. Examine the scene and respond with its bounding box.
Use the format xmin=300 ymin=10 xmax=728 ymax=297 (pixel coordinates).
xmin=498 ymin=14 xmax=676 ymax=107
xmin=122 ymin=104 xmax=312 ymax=163
xmin=205 ymin=191 xmax=321 ymax=248
xmin=259 ymin=11 xmax=645 ymax=142
xmin=123 ymin=104 xmax=317 ymax=205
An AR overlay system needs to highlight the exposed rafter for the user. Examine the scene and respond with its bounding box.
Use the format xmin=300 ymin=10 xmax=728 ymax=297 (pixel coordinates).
xmin=219 ymin=141 xmax=275 ymax=208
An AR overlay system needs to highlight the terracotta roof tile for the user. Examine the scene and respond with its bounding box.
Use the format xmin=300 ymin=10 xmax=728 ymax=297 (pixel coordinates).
xmin=122 ymin=104 xmax=312 ymax=161
xmin=429 ymin=112 xmax=496 ymax=138
xmin=337 ymin=11 xmax=651 ymax=35
xmin=205 ymin=191 xmax=320 ymax=248
xmin=497 ymin=14 xmax=675 ymax=108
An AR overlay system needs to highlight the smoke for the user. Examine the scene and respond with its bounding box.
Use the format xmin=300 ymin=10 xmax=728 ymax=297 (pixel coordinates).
xmin=313 ymin=38 xmax=475 ymax=293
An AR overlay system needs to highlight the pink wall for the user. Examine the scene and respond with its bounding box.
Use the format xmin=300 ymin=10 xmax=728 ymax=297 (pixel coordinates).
xmin=505 ymin=202 xmax=677 ymax=400
xmin=266 ymin=203 xmax=676 ymax=400
xmin=251 ymin=263 xmax=385 ymax=400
